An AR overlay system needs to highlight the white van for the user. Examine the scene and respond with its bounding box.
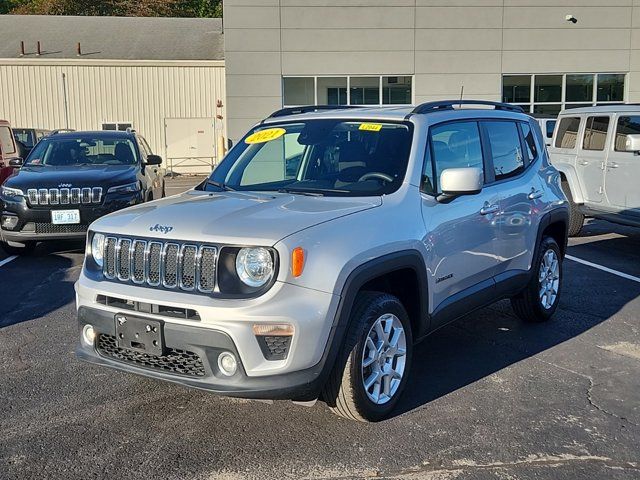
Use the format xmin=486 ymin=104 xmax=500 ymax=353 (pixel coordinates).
xmin=549 ymin=105 xmax=640 ymax=235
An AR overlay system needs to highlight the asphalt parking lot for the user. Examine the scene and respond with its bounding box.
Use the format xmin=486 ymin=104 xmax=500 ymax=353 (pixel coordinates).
xmin=1 ymin=177 xmax=639 ymax=480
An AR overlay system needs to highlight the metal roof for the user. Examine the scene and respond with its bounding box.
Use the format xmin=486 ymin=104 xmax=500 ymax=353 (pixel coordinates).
xmin=0 ymin=15 xmax=224 ymax=61
xmin=559 ymin=104 xmax=636 ymax=114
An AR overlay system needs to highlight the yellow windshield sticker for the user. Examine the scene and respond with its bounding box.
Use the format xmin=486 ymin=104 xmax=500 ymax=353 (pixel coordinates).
xmin=245 ymin=128 xmax=286 ymax=144
xmin=359 ymin=123 xmax=383 ymax=132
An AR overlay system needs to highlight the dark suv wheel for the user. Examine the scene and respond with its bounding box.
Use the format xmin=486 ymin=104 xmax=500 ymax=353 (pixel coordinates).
xmin=323 ymin=291 xmax=413 ymax=422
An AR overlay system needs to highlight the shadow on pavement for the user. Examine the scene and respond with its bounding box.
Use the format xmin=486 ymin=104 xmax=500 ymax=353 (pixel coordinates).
xmin=0 ymin=240 xmax=83 ymax=329
xmin=394 ymin=230 xmax=640 ymax=418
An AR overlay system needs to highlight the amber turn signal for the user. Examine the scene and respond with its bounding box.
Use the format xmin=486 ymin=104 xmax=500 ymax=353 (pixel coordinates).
xmin=291 ymin=247 xmax=305 ymax=277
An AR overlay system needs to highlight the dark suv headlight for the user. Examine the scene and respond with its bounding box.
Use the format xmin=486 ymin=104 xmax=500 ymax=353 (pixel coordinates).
xmin=107 ymin=182 xmax=140 ymax=194
xmin=1 ymin=186 xmax=24 ymax=199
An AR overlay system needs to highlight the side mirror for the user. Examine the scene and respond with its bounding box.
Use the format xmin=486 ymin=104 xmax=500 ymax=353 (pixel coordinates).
xmin=625 ymin=134 xmax=640 ymax=153
xmin=438 ymin=167 xmax=483 ymax=201
xmin=8 ymin=157 xmax=24 ymax=167
xmin=146 ymin=154 xmax=162 ymax=165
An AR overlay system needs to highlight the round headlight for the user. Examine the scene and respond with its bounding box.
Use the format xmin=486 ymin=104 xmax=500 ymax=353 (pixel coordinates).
xmin=235 ymin=247 xmax=274 ymax=288
xmin=91 ymin=233 xmax=106 ymax=268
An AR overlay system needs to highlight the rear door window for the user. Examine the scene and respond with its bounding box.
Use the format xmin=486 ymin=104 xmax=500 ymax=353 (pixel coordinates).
xmin=614 ymin=115 xmax=640 ymax=151
xmin=0 ymin=126 xmax=16 ymax=155
xmin=582 ymin=116 xmax=610 ymax=151
xmin=554 ymin=117 xmax=581 ymax=149
xmin=484 ymin=121 xmax=524 ymax=181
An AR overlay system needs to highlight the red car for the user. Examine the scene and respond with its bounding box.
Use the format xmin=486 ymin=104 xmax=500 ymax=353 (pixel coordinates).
xmin=0 ymin=120 xmax=22 ymax=184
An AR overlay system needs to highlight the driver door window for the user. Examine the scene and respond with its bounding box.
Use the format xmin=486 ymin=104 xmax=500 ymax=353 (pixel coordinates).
xmin=429 ymin=121 xmax=484 ymax=193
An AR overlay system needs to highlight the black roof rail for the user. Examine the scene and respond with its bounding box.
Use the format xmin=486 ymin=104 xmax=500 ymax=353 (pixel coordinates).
xmin=267 ymin=105 xmax=361 ymax=118
xmin=411 ymin=100 xmax=524 ymax=115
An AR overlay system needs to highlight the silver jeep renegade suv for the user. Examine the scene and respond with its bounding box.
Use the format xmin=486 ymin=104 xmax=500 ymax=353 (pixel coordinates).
xmin=76 ymin=100 xmax=569 ymax=422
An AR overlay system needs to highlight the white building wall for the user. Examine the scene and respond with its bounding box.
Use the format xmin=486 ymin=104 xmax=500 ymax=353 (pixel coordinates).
xmin=225 ymin=0 xmax=640 ymax=142
xmin=0 ymin=60 xmax=226 ymax=173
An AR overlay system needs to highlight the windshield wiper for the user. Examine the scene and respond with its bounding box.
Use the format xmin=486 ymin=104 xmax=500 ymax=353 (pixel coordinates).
xmin=206 ymin=180 xmax=236 ymax=191
xmin=277 ymin=187 xmax=351 ymax=196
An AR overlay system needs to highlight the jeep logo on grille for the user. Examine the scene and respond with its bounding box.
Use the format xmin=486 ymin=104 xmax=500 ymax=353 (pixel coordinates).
xmin=58 ymin=183 xmax=72 ymax=188
xmin=149 ymin=224 xmax=174 ymax=234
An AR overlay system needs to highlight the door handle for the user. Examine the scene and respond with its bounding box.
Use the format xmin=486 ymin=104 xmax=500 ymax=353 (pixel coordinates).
xmin=528 ymin=189 xmax=543 ymax=200
xmin=578 ymin=160 xmax=589 ymax=166
xmin=607 ymin=162 xmax=619 ymax=169
xmin=480 ymin=203 xmax=500 ymax=215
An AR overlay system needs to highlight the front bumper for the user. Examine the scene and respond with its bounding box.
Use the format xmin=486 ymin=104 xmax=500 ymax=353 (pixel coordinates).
xmin=75 ymin=273 xmax=342 ymax=400
xmin=1 ymin=192 xmax=142 ymax=242
xmin=77 ymin=306 xmax=329 ymax=400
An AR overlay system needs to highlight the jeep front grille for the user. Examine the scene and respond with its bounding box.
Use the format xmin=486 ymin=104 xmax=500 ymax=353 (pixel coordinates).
xmin=27 ymin=187 xmax=102 ymax=205
xmin=103 ymin=236 xmax=217 ymax=293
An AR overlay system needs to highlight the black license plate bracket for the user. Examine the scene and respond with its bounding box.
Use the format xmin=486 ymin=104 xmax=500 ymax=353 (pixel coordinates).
xmin=115 ymin=314 xmax=164 ymax=356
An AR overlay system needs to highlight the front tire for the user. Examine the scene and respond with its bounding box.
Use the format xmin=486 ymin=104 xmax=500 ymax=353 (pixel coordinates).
xmin=562 ymin=181 xmax=584 ymax=236
xmin=1 ymin=240 xmax=36 ymax=256
xmin=511 ymin=236 xmax=562 ymax=323
xmin=323 ymin=292 xmax=413 ymax=422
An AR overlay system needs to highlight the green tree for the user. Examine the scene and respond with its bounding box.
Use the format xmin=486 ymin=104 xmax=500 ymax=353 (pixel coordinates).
xmin=3 ymin=0 xmax=223 ymax=17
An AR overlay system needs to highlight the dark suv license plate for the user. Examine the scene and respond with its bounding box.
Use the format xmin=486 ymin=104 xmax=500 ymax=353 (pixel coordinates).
xmin=115 ymin=314 xmax=164 ymax=356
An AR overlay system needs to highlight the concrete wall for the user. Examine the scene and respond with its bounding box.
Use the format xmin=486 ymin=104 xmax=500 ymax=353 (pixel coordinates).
xmin=225 ymin=0 xmax=640 ymax=141
xmin=0 ymin=59 xmax=226 ymax=174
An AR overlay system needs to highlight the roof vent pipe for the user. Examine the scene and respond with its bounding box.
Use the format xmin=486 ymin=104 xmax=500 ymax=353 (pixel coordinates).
xmin=19 ymin=41 xmax=25 ymax=56
xmin=36 ymin=41 xmax=41 ymax=56
xmin=77 ymin=42 xmax=82 ymax=56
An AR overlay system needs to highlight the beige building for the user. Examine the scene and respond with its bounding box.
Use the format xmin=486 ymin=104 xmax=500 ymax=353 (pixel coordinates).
xmin=224 ymin=0 xmax=638 ymax=141
xmin=0 ymin=15 xmax=226 ymax=174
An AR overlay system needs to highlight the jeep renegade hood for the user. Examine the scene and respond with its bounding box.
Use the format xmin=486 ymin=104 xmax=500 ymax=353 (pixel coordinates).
xmin=5 ymin=165 xmax=137 ymax=190
xmin=90 ymin=190 xmax=381 ymax=245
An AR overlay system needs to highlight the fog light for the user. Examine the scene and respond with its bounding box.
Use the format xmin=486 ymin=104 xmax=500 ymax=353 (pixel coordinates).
xmin=1 ymin=215 xmax=18 ymax=230
xmin=82 ymin=324 xmax=96 ymax=345
xmin=218 ymin=352 xmax=238 ymax=376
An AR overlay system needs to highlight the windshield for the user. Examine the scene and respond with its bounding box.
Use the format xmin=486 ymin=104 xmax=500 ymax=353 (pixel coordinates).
xmin=203 ymin=120 xmax=413 ymax=196
xmin=25 ymin=136 xmax=139 ymax=166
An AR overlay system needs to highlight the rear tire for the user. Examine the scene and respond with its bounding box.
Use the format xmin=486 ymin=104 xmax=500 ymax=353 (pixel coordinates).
xmin=1 ymin=240 xmax=36 ymax=256
xmin=562 ymin=181 xmax=584 ymax=236
xmin=322 ymin=291 xmax=413 ymax=422
xmin=511 ymin=236 xmax=562 ymax=323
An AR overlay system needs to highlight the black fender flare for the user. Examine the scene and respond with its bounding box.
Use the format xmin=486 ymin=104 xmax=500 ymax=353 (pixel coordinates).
xmin=315 ymin=250 xmax=429 ymax=387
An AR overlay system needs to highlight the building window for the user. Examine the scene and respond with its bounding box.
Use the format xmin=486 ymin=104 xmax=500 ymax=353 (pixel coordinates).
xmin=502 ymin=73 xmax=626 ymax=114
xmin=282 ymin=75 xmax=413 ymax=107
xmin=102 ymin=122 xmax=133 ymax=131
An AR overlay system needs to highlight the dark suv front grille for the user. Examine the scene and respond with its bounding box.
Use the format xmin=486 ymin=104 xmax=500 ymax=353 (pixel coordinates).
xmin=103 ymin=236 xmax=217 ymax=293
xmin=34 ymin=223 xmax=88 ymax=234
xmin=96 ymin=334 xmax=206 ymax=377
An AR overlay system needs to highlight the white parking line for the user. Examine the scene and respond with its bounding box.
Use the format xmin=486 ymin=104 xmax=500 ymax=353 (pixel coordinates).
xmin=0 ymin=255 xmax=18 ymax=268
xmin=566 ymin=254 xmax=640 ymax=284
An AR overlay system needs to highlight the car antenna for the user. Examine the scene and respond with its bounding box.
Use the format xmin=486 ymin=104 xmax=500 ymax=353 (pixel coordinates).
xmin=459 ymin=85 xmax=464 ymax=108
